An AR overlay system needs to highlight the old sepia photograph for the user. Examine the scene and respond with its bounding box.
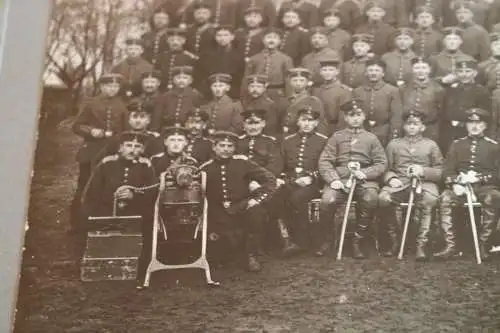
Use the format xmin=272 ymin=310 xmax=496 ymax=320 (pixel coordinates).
xmin=12 ymin=0 xmax=500 ymax=332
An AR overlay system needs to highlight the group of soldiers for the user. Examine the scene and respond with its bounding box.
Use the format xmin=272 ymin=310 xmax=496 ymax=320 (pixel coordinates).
xmin=70 ymin=0 xmax=500 ymax=287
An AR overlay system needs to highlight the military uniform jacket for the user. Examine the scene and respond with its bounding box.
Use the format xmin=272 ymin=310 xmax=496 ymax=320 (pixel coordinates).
xmin=200 ymin=95 xmax=244 ymax=134
xmin=234 ymin=28 xmax=265 ymax=62
xmin=82 ymin=155 xmax=157 ymax=217
xmin=459 ymin=23 xmax=491 ymax=62
xmin=301 ymin=48 xmax=342 ymax=85
xmin=237 ymin=134 xmax=281 ymax=176
xmin=243 ymin=49 xmax=294 ymax=88
xmin=279 ymin=26 xmax=311 ymax=66
xmin=409 ymin=0 xmax=447 ymax=24
xmin=235 ymin=0 xmax=277 ymax=27
xmin=353 ymin=81 xmax=403 ymax=146
xmin=383 ymin=136 xmax=443 ymax=192
xmin=151 ymin=151 xmax=199 ymax=175
xmin=141 ymin=29 xmax=169 ymax=68
xmin=132 ymin=92 xmax=167 ymax=131
xmin=318 ymin=128 xmax=387 ymax=184
xmin=374 ymin=0 xmax=410 ymax=27
xmin=111 ymin=57 xmax=154 ymax=98
xmin=477 ymin=57 xmax=500 ymax=91
xmin=199 ymin=155 xmax=277 ymax=214
xmin=312 ymin=80 xmax=353 ymax=136
xmin=327 ymin=28 xmax=352 ymax=61
xmin=486 ymin=0 xmax=500 ymax=32
xmin=158 ymin=49 xmax=198 ymax=91
xmin=278 ymin=0 xmax=319 ymax=28
xmin=73 ymin=95 xmax=128 ymax=163
xmin=186 ymin=135 xmax=212 ymax=164
xmin=182 ymin=0 xmax=237 ymax=26
xmin=341 ymin=56 xmax=369 ymax=88
xmin=276 ymin=92 xmax=328 ymax=135
xmin=274 ymin=131 xmax=328 ymax=180
xmin=413 ymin=28 xmax=443 ymax=59
xmin=355 ymin=21 xmax=396 ymax=56
xmin=491 ymin=88 xmax=500 ymax=139
xmin=429 ymin=50 xmax=475 ymax=79
xmin=185 ymin=23 xmax=215 ymax=57
xmin=442 ymin=135 xmax=500 ymax=186
xmin=318 ymin=0 xmax=363 ymax=33
xmin=442 ymin=82 xmax=491 ymax=125
xmin=241 ymin=94 xmax=280 ymax=136
xmin=382 ymin=50 xmax=417 ymax=86
xmin=95 ymin=130 xmax=161 ymax=164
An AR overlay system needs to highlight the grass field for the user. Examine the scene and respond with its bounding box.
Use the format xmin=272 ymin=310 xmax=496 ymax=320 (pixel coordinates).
xmin=13 ymin=122 xmax=500 ymax=333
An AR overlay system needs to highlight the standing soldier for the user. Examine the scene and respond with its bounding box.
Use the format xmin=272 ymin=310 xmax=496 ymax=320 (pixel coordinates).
xmin=378 ymin=112 xmax=443 ymax=260
xmin=71 ymin=73 xmax=129 ymax=232
xmin=301 ymin=26 xmax=341 ymax=87
xmin=235 ymin=0 xmax=277 ymax=28
xmin=428 ymin=27 xmax=474 ymax=86
xmin=454 ymin=2 xmax=491 ymax=62
xmin=133 ymin=71 xmax=165 ymax=130
xmin=199 ymin=131 xmax=277 ymax=272
xmin=413 ymin=6 xmax=444 ymax=60
xmin=477 ymin=32 xmax=500 ymax=91
xmin=400 ymin=57 xmax=445 ymax=142
xmin=185 ymin=0 xmax=216 ymax=58
xmin=234 ymin=6 xmax=266 ymax=63
xmin=440 ymin=59 xmax=491 ymax=152
xmin=341 ymin=33 xmax=374 ymax=89
xmin=111 ymin=37 xmax=153 ymax=100
xmin=434 ymin=108 xmax=500 ymax=261
xmin=322 ymin=8 xmax=352 ymax=61
xmin=370 ymin=0 xmax=409 ymax=27
xmin=355 ymin=1 xmax=396 ymax=56
xmin=408 ymin=0 xmax=446 ymax=26
xmin=278 ymin=0 xmax=320 ymax=29
xmin=158 ymin=28 xmax=198 ymax=92
xmin=279 ymin=7 xmax=311 ymax=66
xmin=318 ymin=0 xmax=363 ymax=33
xmin=353 ymin=58 xmax=403 ymax=146
xmin=184 ymin=108 xmax=213 ymax=164
xmin=241 ymin=74 xmax=280 ymax=137
xmin=243 ymin=27 xmax=294 ymax=101
xmin=313 ymin=59 xmax=353 ymax=136
xmin=443 ymin=0 xmax=492 ymax=29
xmin=382 ymin=27 xmax=417 ymax=87
xmin=181 ymin=0 xmax=237 ymax=27
xmin=141 ymin=6 xmax=170 ymax=68
xmin=316 ymin=99 xmax=387 ymax=258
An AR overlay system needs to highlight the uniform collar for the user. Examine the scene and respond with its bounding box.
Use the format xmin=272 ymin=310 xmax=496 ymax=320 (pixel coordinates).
xmin=126 ymin=57 xmax=140 ymax=65
xmin=443 ymin=49 xmax=462 ymax=57
xmin=416 ymin=27 xmax=433 ymax=34
xmin=404 ymin=134 xmax=423 ymax=143
xmin=264 ymin=48 xmax=278 ymax=55
xmin=213 ymin=94 xmax=231 ymax=103
xmin=321 ymin=79 xmax=340 ymax=88
xmin=289 ymin=90 xmax=308 ymax=100
xmin=364 ymin=81 xmax=385 ymax=91
xmin=396 ymin=49 xmax=415 ymax=58
xmin=345 ymin=127 xmax=364 ymax=134
xmin=468 ymin=134 xmax=485 ymax=141
xmin=411 ymin=78 xmax=431 ymax=88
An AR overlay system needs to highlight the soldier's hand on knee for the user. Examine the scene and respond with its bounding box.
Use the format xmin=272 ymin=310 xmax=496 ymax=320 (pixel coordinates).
xmin=389 ymin=178 xmax=404 ymax=188
xmin=330 ymin=180 xmax=344 ymax=190
xmin=452 ymin=184 xmax=466 ymax=196
xmin=115 ymin=187 xmax=133 ymax=200
xmin=249 ymin=181 xmax=261 ymax=192
xmin=352 ymin=170 xmax=367 ymax=181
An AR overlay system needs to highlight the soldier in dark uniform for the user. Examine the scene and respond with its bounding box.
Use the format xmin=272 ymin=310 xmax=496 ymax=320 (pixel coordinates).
xmin=241 ymin=74 xmax=280 ymax=136
xmin=151 ymin=126 xmax=199 ymax=174
xmin=312 ymin=59 xmax=353 ymax=136
xmin=70 ymin=73 xmax=128 ymax=232
xmin=271 ymin=107 xmax=328 ymax=254
xmin=181 ymin=0 xmax=237 ymax=27
xmin=111 ymin=37 xmax=153 ymax=100
xmin=185 ymin=1 xmax=216 ymax=57
xmin=81 ymin=131 xmax=157 ymax=288
xmin=434 ymin=108 xmax=500 ymax=261
xmin=234 ymin=6 xmax=266 ymax=63
xmin=408 ymin=0 xmax=447 ymax=26
xmin=454 ymin=2 xmax=491 ymax=62
xmin=369 ymin=0 xmax=409 ymax=27
xmin=440 ymin=59 xmax=491 ymax=152
xmin=382 ymin=27 xmax=417 ymax=87
xmin=278 ymin=0 xmax=320 ymax=29
xmin=401 ymin=57 xmax=445 ymax=142
xmin=413 ymin=6 xmax=444 ymax=59
xmin=477 ymin=32 xmax=500 ymax=91
xmin=142 ymin=6 xmax=171 ymax=68
xmin=243 ymin=27 xmax=294 ymax=101
xmin=322 ymin=7 xmax=352 ymax=61
xmin=353 ymin=58 xmax=403 ymax=147
xmin=278 ymin=7 xmax=312 ymax=66
xmin=378 ymin=112 xmax=443 ymax=260
xmin=159 ymin=28 xmax=199 ymax=92
xmin=199 ymin=131 xmax=277 ymax=272
xmin=316 ymin=99 xmax=387 ymax=258
xmin=133 ymin=70 xmax=165 ymax=132
xmin=184 ymin=108 xmax=213 ymax=164
xmin=341 ymin=33 xmax=374 ymax=88
xmin=356 ymin=1 xmax=396 ymax=56
xmin=235 ymin=0 xmax=277 ymax=28
xmin=318 ymin=0 xmax=363 ymax=33
xmin=443 ymin=0 xmax=491 ymax=31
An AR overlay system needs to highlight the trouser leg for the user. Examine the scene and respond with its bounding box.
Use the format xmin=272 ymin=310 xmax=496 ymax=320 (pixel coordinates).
xmin=434 ymin=189 xmax=459 ymax=259
xmin=314 ymin=187 xmax=346 ymax=256
xmin=353 ymin=187 xmax=379 ymax=259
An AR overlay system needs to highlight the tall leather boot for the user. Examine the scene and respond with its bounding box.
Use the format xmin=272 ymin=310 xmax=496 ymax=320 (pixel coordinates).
xmin=246 ymin=235 xmax=262 ymax=272
xmin=314 ymin=205 xmax=337 ymax=257
xmin=479 ymin=207 xmax=495 ymax=261
xmin=433 ymin=204 xmax=458 ymax=259
xmin=278 ymin=219 xmax=301 ymax=257
xmin=352 ymin=208 xmax=372 ymax=259
xmin=381 ymin=206 xmax=399 ymax=257
xmin=415 ymin=207 xmax=433 ymax=261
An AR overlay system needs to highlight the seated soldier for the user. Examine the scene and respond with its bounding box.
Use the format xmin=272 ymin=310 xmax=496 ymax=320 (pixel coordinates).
xmin=81 ymin=132 xmax=157 ymax=288
xmin=378 ymin=112 xmax=443 ymax=261
xmin=199 ymin=131 xmax=277 ymax=272
xmin=151 ymin=126 xmax=198 ymax=175
xmin=184 ymin=108 xmax=213 ymax=164
xmin=434 ymin=108 xmax=500 ymax=261
xmin=316 ymin=99 xmax=387 ymax=259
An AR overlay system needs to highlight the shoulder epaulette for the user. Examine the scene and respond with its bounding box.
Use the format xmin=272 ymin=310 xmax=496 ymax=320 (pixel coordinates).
xmin=238 ymin=134 xmax=247 ymax=139
xmin=147 ymin=131 xmax=160 ymax=138
xmin=485 ymin=137 xmax=498 ymax=144
xmin=298 ymin=26 xmax=308 ymax=32
xmin=183 ymin=50 xmax=199 ymax=60
xmin=233 ymin=154 xmax=248 ymax=160
xmin=138 ymin=157 xmax=152 ymax=166
xmin=151 ymin=152 xmax=165 ymax=159
xmin=284 ymin=133 xmax=298 ymax=140
xmin=315 ymin=132 xmax=328 ymax=139
xmin=101 ymin=154 xmax=119 ymax=164
xmin=199 ymin=159 xmax=214 ymax=170
xmin=340 ymin=84 xmax=352 ymax=91
xmin=453 ymin=136 xmax=467 ymax=143
xmin=262 ymin=134 xmax=276 ymax=141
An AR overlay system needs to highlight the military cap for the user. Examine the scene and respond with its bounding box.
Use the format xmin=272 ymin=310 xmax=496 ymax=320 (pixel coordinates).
xmin=241 ymin=109 xmax=268 ymax=121
xmin=490 ymin=32 xmax=500 ymax=42
xmin=118 ymin=131 xmax=148 ymax=145
xmin=465 ymin=108 xmax=490 ymax=122
xmin=352 ymin=33 xmax=374 ymax=44
xmin=208 ymin=73 xmax=232 ymax=84
xmin=281 ymin=6 xmax=301 ymax=15
xmin=214 ymin=24 xmax=234 ymax=33
xmin=262 ymin=27 xmax=282 ymax=37
xmin=309 ymin=26 xmax=330 ymax=37
xmin=451 ymin=0 xmax=473 ymax=11
xmin=319 ymin=59 xmax=341 ymax=67
xmin=212 ymin=131 xmax=239 ymax=143
xmin=410 ymin=56 xmax=429 ymax=65
xmin=403 ymin=111 xmax=427 ymax=124
xmin=141 ymin=70 xmax=162 ymax=81
xmin=364 ymin=0 xmax=386 ymax=12
xmin=166 ymin=27 xmax=187 ymax=37
xmin=192 ymin=0 xmax=212 ymax=10
xmin=442 ymin=26 xmax=463 ymax=37
xmin=186 ymin=108 xmax=209 ymax=121
xmin=162 ymin=125 xmax=190 ymax=138
xmin=125 ymin=37 xmax=143 ymax=46
xmin=365 ymin=58 xmax=386 ymax=69
xmin=287 ymin=67 xmax=312 ymax=79
xmin=244 ymin=5 xmax=263 ymax=15
xmin=323 ymin=7 xmax=340 ymax=17
xmin=297 ymin=106 xmax=320 ymax=120
xmin=456 ymin=59 xmax=477 ymax=70
xmin=340 ymin=99 xmax=364 ymax=114
xmin=393 ymin=27 xmax=415 ymax=39
xmin=415 ymin=5 xmax=434 ymax=16
xmin=99 ymin=73 xmax=123 ymax=85
xmin=246 ymin=74 xmax=268 ymax=85
xmin=172 ymin=65 xmax=194 ymax=76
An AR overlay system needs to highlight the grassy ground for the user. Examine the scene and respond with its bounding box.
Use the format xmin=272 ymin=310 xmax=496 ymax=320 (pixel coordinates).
xmin=13 ymin=122 xmax=500 ymax=333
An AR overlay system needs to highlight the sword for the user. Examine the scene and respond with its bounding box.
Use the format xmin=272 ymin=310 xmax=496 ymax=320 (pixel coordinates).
xmin=464 ymin=183 xmax=482 ymax=264
xmin=337 ymin=162 xmax=360 ymax=260
xmin=397 ymin=176 xmax=417 ymax=260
